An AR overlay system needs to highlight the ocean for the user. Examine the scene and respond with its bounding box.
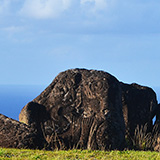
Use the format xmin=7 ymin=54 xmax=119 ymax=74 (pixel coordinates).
xmin=0 ymin=85 xmax=160 ymax=121
xmin=0 ymin=85 xmax=46 ymax=121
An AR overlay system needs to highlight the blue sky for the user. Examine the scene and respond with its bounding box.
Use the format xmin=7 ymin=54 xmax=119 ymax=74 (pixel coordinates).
xmin=0 ymin=0 xmax=160 ymax=88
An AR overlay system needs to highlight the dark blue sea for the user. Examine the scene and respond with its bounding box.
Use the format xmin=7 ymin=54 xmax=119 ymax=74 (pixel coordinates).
xmin=0 ymin=85 xmax=46 ymax=121
xmin=0 ymin=85 xmax=160 ymax=121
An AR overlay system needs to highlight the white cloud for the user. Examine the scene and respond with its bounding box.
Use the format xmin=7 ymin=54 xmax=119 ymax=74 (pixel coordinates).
xmin=93 ymin=0 xmax=108 ymax=11
xmin=0 ymin=0 xmax=159 ymax=35
xmin=80 ymin=0 xmax=108 ymax=13
xmin=19 ymin=0 xmax=110 ymax=19
xmin=20 ymin=0 xmax=72 ymax=19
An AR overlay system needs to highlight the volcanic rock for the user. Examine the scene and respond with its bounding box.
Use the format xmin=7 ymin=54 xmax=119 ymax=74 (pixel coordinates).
xmin=0 ymin=114 xmax=45 ymax=149
xmin=19 ymin=69 xmax=125 ymax=150
xmin=19 ymin=68 xmax=159 ymax=151
xmin=19 ymin=101 xmax=49 ymax=137
xmin=121 ymin=82 xmax=158 ymax=140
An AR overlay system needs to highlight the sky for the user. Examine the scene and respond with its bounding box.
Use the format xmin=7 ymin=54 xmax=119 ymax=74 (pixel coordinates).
xmin=0 ymin=0 xmax=160 ymax=90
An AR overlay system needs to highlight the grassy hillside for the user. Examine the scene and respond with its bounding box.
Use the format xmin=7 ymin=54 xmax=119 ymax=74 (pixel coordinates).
xmin=0 ymin=148 xmax=160 ymax=160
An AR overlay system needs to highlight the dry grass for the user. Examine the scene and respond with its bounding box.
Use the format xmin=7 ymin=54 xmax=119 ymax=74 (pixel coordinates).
xmin=131 ymin=124 xmax=160 ymax=151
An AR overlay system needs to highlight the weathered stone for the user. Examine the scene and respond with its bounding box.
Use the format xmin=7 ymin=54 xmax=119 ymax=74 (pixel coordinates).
xmin=19 ymin=101 xmax=49 ymax=138
xmin=121 ymin=82 xmax=158 ymax=139
xmin=19 ymin=69 xmax=125 ymax=150
xmin=18 ymin=68 xmax=159 ymax=151
xmin=0 ymin=114 xmax=45 ymax=149
xmin=19 ymin=102 xmax=48 ymax=125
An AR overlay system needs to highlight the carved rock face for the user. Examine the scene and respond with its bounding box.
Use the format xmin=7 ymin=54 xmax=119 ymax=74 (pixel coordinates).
xmin=19 ymin=68 xmax=159 ymax=150
xmin=19 ymin=69 xmax=125 ymax=150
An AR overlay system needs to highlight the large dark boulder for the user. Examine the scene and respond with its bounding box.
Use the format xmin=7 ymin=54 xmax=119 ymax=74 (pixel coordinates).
xmin=18 ymin=68 xmax=159 ymax=150
xmin=121 ymin=82 xmax=158 ymax=139
xmin=19 ymin=69 xmax=125 ymax=150
xmin=0 ymin=114 xmax=45 ymax=149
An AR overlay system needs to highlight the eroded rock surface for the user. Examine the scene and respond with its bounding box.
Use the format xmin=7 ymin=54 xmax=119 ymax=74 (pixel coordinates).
xmin=0 ymin=114 xmax=45 ymax=149
xmin=19 ymin=69 xmax=125 ymax=150
xmin=18 ymin=68 xmax=159 ymax=151
xmin=121 ymin=83 xmax=158 ymax=139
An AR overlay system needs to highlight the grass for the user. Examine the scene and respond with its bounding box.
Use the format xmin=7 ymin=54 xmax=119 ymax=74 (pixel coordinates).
xmin=0 ymin=148 xmax=160 ymax=160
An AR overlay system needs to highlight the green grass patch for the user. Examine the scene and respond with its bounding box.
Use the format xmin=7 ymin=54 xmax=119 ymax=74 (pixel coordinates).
xmin=0 ymin=148 xmax=160 ymax=160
